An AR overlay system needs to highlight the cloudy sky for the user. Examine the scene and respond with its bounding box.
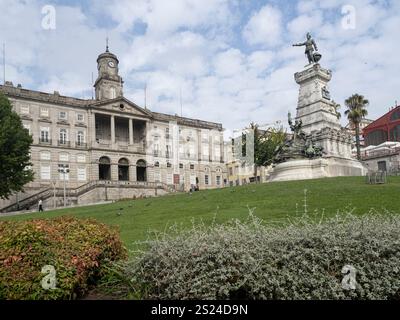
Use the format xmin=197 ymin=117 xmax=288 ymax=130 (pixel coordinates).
xmin=0 ymin=0 xmax=399 ymax=137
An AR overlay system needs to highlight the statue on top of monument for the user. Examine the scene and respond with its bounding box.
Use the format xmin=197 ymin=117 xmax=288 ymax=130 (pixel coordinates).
xmin=292 ymin=32 xmax=321 ymax=64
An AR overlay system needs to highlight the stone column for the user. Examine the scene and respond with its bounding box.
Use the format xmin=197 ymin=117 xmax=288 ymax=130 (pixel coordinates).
xmin=91 ymin=112 xmax=97 ymax=145
xmin=129 ymin=118 xmax=134 ymax=145
xmin=110 ymin=115 xmax=115 ymax=144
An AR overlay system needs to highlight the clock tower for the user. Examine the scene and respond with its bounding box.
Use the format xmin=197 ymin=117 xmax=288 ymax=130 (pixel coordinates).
xmin=94 ymin=43 xmax=123 ymax=100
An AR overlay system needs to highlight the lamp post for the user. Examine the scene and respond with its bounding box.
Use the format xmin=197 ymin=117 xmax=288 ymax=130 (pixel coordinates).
xmin=51 ymin=181 xmax=57 ymax=208
xmin=58 ymin=164 xmax=70 ymax=207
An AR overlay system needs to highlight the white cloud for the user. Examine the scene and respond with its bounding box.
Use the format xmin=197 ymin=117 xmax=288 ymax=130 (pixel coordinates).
xmin=1 ymin=0 xmax=400 ymax=136
xmin=242 ymin=5 xmax=283 ymax=47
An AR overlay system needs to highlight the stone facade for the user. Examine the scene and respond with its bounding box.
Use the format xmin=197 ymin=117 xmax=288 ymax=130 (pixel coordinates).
xmin=0 ymin=48 xmax=226 ymax=212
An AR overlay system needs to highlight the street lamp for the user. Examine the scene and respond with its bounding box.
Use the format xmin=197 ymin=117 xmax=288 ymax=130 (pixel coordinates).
xmin=58 ymin=164 xmax=69 ymax=207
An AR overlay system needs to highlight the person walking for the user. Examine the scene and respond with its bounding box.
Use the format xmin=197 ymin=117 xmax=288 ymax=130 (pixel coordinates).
xmin=38 ymin=199 xmax=43 ymax=212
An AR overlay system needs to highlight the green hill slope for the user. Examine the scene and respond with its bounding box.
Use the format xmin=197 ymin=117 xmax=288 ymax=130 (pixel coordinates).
xmin=2 ymin=176 xmax=400 ymax=253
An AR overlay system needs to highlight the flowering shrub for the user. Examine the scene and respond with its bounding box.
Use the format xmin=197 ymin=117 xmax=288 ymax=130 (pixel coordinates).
xmin=0 ymin=216 xmax=127 ymax=300
xmin=127 ymin=212 xmax=400 ymax=300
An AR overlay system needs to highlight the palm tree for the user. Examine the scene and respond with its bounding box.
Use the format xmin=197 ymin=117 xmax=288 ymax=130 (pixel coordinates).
xmin=344 ymin=94 xmax=369 ymax=160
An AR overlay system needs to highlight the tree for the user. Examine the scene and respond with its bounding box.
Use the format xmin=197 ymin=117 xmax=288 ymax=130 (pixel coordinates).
xmin=344 ymin=94 xmax=369 ymax=160
xmin=332 ymin=100 xmax=342 ymax=120
xmin=247 ymin=122 xmax=286 ymax=182
xmin=0 ymin=93 xmax=34 ymax=199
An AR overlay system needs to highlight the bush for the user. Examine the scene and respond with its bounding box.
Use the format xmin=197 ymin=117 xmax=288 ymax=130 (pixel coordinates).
xmin=0 ymin=216 xmax=127 ymax=300
xmin=126 ymin=212 xmax=400 ymax=300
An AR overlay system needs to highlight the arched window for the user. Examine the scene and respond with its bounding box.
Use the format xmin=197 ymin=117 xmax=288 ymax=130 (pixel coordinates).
xmin=118 ymin=158 xmax=129 ymax=181
xmin=136 ymin=159 xmax=147 ymax=182
xmin=99 ymin=156 xmax=111 ymax=180
xmin=167 ymin=162 xmax=172 ymax=168
xmin=154 ymin=161 xmax=160 ymax=167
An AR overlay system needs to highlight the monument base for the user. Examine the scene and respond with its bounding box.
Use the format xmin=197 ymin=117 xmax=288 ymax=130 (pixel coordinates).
xmin=268 ymin=157 xmax=367 ymax=182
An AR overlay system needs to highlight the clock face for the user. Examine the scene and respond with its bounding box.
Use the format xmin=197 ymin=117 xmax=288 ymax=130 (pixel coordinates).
xmin=108 ymin=61 xmax=115 ymax=68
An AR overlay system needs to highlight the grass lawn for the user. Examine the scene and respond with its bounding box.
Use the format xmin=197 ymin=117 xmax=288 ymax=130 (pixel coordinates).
xmin=2 ymin=176 xmax=400 ymax=255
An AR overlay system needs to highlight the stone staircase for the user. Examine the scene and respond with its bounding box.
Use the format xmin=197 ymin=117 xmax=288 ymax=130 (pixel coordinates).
xmin=0 ymin=180 xmax=178 ymax=213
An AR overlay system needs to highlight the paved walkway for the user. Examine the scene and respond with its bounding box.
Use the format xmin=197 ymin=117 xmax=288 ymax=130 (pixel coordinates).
xmin=0 ymin=200 xmax=113 ymax=218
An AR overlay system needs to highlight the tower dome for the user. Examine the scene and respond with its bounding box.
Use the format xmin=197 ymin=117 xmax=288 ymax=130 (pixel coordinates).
xmin=94 ymin=42 xmax=123 ymax=100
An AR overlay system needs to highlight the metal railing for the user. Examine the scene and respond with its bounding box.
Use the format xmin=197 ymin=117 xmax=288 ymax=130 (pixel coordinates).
xmin=58 ymin=140 xmax=71 ymax=147
xmin=76 ymin=142 xmax=87 ymax=148
xmin=39 ymin=138 xmax=52 ymax=145
xmin=1 ymin=180 xmax=179 ymax=213
xmin=361 ymin=147 xmax=400 ymax=160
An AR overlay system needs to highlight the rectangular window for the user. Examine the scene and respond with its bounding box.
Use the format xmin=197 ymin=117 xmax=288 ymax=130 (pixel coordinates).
xmin=205 ymin=175 xmax=209 ymax=185
xmin=20 ymin=105 xmax=29 ymax=114
xmin=179 ymin=163 xmax=184 ymax=169
xmin=23 ymin=124 xmax=31 ymax=134
xmin=59 ymin=128 xmax=68 ymax=144
xmin=167 ymin=174 xmax=173 ymax=184
xmin=59 ymin=153 xmax=69 ymax=162
xmin=165 ymin=127 xmax=170 ymax=139
xmin=166 ymin=145 xmax=171 ymax=158
xmin=77 ymin=167 xmax=86 ymax=181
xmin=203 ymin=145 xmax=209 ymax=156
xmin=153 ymin=144 xmax=159 ymax=156
xmin=40 ymin=107 xmax=49 ymax=117
xmin=58 ymin=164 xmax=69 ymax=180
xmin=41 ymin=152 xmax=51 ymax=161
xmin=216 ymin=176 xmax=221 ymax=186
xmin=76 ymin=113 xmax=84 ymax=122
xmin=59 ymin=111 xmax=67 ymax=120
xmin=215 ymin=146 xmax=221 ymax=159
xmin=40 ymin=165 xmax=51 ymax=180
xmin=40 ymin=127 xmax=50 ymax=142
xmin=77 ymin=154 xmax=86 ymax=163
xmin=190 ymin=164 xmax=194 ymax=170
xmin=77 ymin=131 xmax=85 ymax=145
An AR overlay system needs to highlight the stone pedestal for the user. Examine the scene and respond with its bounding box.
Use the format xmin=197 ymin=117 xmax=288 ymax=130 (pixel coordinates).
xmin=268 ymin=157 xmax=366 ymax=182
xmin=295 ymin=63 xmax=341 ymax=134
xmin=269 ymin=63 xmax=368 ymax=182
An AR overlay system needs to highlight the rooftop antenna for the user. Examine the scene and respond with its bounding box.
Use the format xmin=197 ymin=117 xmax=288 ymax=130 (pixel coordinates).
xmin=180 ymin=87 xmax=183 ymax=117
xmin=144 ymin=83 xmax=147 ymax=110
xmin=106 ymin=36 xmax=109 ymax=52
xmin=3 ymin=42 xmax=5 ymax=85
xmin=91 ymin=72 xmax=94 ymax=99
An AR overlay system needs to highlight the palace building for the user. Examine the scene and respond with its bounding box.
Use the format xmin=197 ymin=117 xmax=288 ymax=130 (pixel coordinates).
xmin=0 ymin=46 xmax=226 ymax=212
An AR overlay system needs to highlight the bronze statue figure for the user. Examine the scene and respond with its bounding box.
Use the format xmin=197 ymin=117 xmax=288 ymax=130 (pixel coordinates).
xmin=293 ymin=32 xmax=321 ymax=64
xmin=274 ymin=111 xmax=324 ymax=163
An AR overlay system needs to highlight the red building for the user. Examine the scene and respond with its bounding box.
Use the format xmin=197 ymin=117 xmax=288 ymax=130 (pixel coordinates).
xmin=363 ymin=105 xmax=400 ymax=146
